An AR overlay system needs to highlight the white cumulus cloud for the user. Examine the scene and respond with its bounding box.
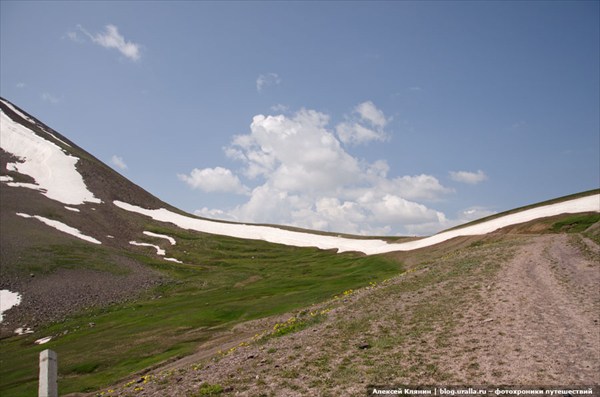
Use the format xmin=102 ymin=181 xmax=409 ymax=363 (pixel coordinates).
xmin=378 ymin=174 xmax=455 ymax=201
xmin=371 ymin=194 xmax=446 ymax=224
xmin=110 ymin=155 xmax=127 ymax=170
xmin=77 ymin=24 xmax=141 ymax=61
xmin=450 ymin=170 xmax=488 ymax=184
xmin=178 ymin=167 xmax=248 ymax=194
xmin=194 ymin=207 xmax=233 ymax=220
xmin=187 ymin=105 xmax=454 ymax=236
xmin=256 ymin=73 xmax=281 ymax=92
xmin=336 ymin=101 xmax=389 ymax=145
xmin=355 ymin=101 xmax=387 ymax=128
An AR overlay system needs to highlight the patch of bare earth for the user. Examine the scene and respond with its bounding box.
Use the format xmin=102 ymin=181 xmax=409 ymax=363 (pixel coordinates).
xmin=445 ymin=234 xmax=599 ymax=384
xmin=98 ymin=234 xmax=599 ymax=397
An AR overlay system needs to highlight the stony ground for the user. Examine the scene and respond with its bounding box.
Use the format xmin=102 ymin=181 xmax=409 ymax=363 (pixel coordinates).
xmin=87 ymin=233 xmax=599 ymax=397
xmin=0 ymin=262 xmax=165 ymax=336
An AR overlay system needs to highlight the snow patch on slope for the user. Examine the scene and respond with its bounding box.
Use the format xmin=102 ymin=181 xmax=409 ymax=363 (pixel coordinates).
xmin=0 ymin=99 xmax=72 ymax=147
xmin=0 ymin=290 xmax=22 ymax=323
xmin=0 ymin=110 xmax=100 ymax=205
xmin=129 ymin=241 xmax=166 ymax=256
xmin=394 ymin=194 xmax=600 ymax=252
xmin=114 ymin=194 xmax=599 ymax=255
xmin=130 ymin=239 xmax=181 ymax=262
xmin=16 ymin=213 xmax=102 ymax=244
xmin=35 ymin=336 xmax=52 ymax=345
xmin=143 ymin=231 xmax=176 ymax=245
xmin=14 ymin=327 xmax=34 ymax=335
xmin=114 ymin=200 xmax=379 ymax=254
xmin=0 ymin=99 xmax=35 ymax=123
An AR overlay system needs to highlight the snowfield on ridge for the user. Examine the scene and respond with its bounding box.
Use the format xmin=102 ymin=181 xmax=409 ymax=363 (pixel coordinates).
xmin=0 ymin=110 xmax=100 ymax=206
xmin=114 ymin=194 xmax=599 ymax=255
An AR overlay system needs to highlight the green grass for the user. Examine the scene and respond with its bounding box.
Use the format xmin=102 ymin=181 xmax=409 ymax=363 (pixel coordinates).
xmin=550 ymin=213 xmax=600 ymax=233
xmin=195 ymin=383 xmax=224 ymax=396
xmin=18 ymin=242 xmax=130 ymax=275
xmin=0 ymin=225 xmax=402 ymax=396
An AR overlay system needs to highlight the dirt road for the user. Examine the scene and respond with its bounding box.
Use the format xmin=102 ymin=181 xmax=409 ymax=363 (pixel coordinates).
xmin=455 ymin=234 xmax=599 ymax=384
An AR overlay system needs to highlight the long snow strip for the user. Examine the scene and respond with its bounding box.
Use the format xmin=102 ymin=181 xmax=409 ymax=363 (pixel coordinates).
xmin=16 ymin=213 xmax=102 ymax=244
xmin=0 ymin=110 xmax=100 ymax=205
xmin=114 ymin=194 xmax=599 ymax=255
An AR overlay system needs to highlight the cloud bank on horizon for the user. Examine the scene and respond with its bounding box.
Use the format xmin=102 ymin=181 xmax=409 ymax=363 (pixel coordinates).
xmin=180 ymin=102 xmax=486 ymax=235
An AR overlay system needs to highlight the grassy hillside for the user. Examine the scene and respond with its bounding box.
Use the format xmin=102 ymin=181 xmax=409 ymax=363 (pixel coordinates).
xmin=94 ymin=216 xmax=599 ymax=396
xmin=0 ymin=224 xmax=401 ymax=396
xmin=1 ymin=208 xmax=598 ymax=396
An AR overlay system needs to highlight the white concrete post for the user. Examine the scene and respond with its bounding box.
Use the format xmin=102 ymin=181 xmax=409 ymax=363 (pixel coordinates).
xmin=38 ymin=349 xmax=57 ymax=397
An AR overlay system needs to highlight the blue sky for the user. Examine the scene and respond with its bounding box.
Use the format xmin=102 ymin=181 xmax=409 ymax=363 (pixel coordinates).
xmin=1 ymin=1 xmax=598 ymax=235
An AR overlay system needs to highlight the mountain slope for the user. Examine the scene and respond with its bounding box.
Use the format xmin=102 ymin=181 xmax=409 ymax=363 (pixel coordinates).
xmin=0 ymin=98 xmax=401 ymax=396
xmin=2 ymin=96 xmax=599 ymax=261
xmin=0 ymin=97 xmax=598 ymax=396
xmin=1 ymin=97 xmax=182 ymax=329
xmin=123 ymin=232 xmax=599 ymax=397
xmin=3 ymin=97 xmax=598 ymax=258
